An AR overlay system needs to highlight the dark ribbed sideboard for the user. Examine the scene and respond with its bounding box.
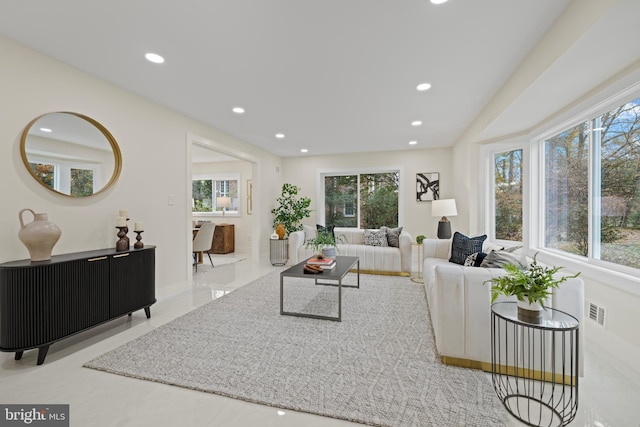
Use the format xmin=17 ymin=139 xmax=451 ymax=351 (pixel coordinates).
xmin=0 ymin=246 xmax=156 ymax=365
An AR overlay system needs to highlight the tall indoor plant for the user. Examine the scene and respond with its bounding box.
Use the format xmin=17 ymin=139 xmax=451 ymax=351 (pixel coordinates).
xmin=271 ymin=183 xmax=312 ymax=236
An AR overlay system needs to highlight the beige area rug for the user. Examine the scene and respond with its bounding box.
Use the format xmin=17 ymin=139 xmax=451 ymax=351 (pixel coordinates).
xmin=85 ymin=271 xmax=509 ymax=426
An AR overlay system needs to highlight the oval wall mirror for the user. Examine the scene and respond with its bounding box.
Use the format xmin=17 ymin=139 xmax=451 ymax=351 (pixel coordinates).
xmin=20 ymin=112 xmax=122 ymax=197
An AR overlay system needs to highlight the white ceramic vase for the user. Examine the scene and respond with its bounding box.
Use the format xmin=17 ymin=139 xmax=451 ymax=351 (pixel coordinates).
xmin=18 ymin=208 xmax=62 ymax=261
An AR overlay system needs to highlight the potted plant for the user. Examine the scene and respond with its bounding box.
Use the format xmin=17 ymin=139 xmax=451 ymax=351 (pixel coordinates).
xmin=416 ymin=234 xmax=426 ymax=244
xmin=271 ymin=183 xmax=312 ymax=236
xmin=305 ymin=229 xmax=345 ymax=258
xmin=485 ymin=254 xmax=579 ymax=322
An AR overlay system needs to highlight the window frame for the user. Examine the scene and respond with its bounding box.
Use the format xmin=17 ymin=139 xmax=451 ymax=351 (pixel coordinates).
xmin=481 ymin=141 xmax=527 ymax=246
xmin=317 ymin=166 xmax=405 ymax=228
xmin=192 ymin=173 xmax=241 ymax=217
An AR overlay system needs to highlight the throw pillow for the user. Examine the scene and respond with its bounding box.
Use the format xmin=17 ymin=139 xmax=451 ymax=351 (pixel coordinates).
xmin=480 ymin=249 xmax=526 ymax=269
xmin=363 ymin=229 xmax=389 ymax=247
xmin=380 ymin=226 xmax=403 ymax=248
xmin=316 ymin=224 xmax=335 ymax=240
xmin=464 ymin=252 xmax=488 ymax=267
xmin=449 ymin=232 xmax=487 ymax=265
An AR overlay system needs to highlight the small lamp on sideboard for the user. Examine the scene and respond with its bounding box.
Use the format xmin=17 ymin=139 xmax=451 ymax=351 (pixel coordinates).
xmin=432 ymin=199 xmax=457 ymax=239
xmin=216 ymin=196 xmax=231 ymax=218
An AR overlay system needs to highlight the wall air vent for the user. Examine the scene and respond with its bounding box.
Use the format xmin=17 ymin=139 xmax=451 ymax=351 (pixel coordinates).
xmin=588 ymin=302 xmax=606 ymax=327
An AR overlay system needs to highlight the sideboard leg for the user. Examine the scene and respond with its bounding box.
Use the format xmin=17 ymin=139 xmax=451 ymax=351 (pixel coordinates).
xmin=144 ymin=307 xmax=151 ymax=319
xmin=14 ymin=351 xmax=23 ymax=360
xmin=36 ymin=346 xmax=49 ymax=365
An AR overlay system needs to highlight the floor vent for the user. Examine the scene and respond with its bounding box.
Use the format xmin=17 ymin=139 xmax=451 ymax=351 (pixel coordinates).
xmin=588 ymin=302 xmax=606 ymax=327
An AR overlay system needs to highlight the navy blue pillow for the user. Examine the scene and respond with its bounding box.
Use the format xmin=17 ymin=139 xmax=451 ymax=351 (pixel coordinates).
xmin=449 ymin=232 xmax=487 ymax=265
xmin=316 ymin=224 xmax=335 ymax=240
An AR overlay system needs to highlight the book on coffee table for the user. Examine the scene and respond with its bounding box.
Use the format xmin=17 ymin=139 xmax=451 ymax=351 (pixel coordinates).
xmin=306 ymin=257 xmax=335 ymax=265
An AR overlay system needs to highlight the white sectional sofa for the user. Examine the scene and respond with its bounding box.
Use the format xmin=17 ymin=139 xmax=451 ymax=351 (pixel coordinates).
xmin=288 ymin=227 xmax=412 ymax=275
xmin=421 ymin=237 xmax=584 ymax=375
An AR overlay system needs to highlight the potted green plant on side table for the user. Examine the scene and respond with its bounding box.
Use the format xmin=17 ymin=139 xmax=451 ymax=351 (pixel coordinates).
xmin=485 ymin=254 xmax=580 ymax=323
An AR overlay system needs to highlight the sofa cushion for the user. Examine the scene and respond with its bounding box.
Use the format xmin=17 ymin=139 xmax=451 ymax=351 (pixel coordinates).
xmin=449 ymin=232 xmax=487 ymax=265
xmin=363 ymin=229 xmax=389 ymax=246
xmin=380 ymin=226 xmax=403 ymax=247
xmin=303 ymin=224 xmax=317 ymax=241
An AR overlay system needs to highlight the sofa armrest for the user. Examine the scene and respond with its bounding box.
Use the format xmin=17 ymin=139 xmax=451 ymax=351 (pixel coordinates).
xmin=399 ymin=231 xmax=412 ymax=273
xmin=287 ymin=230 xmax=305 ymax=265
xmin=423 ymin=238 xmax=452 ymax=261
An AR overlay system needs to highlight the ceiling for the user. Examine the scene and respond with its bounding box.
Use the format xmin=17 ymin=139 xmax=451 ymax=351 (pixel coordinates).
xmin=1 ymin=1 xmax=638 ymax=159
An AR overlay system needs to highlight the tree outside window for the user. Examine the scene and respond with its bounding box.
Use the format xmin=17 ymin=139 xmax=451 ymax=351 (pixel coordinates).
xmin=543 ymin=96 xmax=640 ymax=270
xmin=324 ymin=171 xmax=399 ymax=229
xmin=494 ymin=149 xmax=523 ymax=241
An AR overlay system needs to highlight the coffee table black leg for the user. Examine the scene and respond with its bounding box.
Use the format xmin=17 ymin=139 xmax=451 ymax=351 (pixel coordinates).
xmin=338 ymin=280 xmax=342 ymax=321
xmin=280 ymin=274 xmax=284 ymax=315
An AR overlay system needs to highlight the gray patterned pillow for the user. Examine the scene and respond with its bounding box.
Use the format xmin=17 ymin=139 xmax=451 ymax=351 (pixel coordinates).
xmin=364 ymin=229 xmax=389 ymax=247
xmin=480 ymin=249 xmax=526 ymax=269
xmin=380 ymin=226 xmax=403 ymax=248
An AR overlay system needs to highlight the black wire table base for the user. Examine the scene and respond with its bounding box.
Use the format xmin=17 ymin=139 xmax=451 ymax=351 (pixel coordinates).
xmin=491 ymin=302 xmax=579 ymax=427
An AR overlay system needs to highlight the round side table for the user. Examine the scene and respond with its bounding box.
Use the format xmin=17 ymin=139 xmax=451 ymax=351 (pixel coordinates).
xmin=491 ymin=302 xmax=579 ymax=427
xmin=270 ymin=238 xmax=288 ymax=266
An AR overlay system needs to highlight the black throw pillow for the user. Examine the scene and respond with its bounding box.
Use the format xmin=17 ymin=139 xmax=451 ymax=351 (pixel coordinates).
xmin=449 ymin=232 xmax=487 ymax=265
xmin=316 ymin=224 xmax=335 ymax=240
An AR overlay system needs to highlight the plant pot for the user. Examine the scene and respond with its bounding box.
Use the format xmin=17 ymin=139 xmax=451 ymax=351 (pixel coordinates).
xmin=322 ymin=246 xmax=336 ymax=258
xmin=517 ymin=300 xmax=543 ymax=324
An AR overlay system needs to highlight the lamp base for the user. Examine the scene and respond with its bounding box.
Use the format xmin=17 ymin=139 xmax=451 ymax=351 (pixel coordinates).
xmin=437 ymin=221 xmax=451 ymax=239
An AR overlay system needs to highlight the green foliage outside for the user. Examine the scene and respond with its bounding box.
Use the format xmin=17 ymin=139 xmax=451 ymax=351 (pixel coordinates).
xmin=30 ymin=163 xmax=54 ymax=188
xmin=193 ymin=179 xmax=212 ymax=212
xmin=324 ymin=172 xmax=399 ymax=229
xmin=544 ymin=97 xmax=640 ymax=269
xmin=70 ymin=168 xmax=93 ymax=197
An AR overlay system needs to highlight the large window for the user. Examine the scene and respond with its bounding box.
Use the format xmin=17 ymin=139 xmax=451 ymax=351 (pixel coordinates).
xmin=494 ymin=149 xmax=523 ymax=241
xmin=192 ymin=174 xmax=240 ymax=216
xmin=323 ymin=171 xmax=399 ymax=228
xmin=543 ymin=96 xmax=640 ymax=270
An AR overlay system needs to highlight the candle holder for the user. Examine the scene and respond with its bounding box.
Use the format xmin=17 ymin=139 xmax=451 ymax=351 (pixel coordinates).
xmin=134 ymin=230 xmax=144 ymax=249
xmin=116 ymin=226 xmax=129 ymax=251
xmin=124 ymin=218 xmax=130 ymax=248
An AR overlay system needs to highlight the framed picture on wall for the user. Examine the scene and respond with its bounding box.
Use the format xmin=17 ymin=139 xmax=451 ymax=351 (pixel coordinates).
xmin=416 ymin=172 xmax=439 ymax=202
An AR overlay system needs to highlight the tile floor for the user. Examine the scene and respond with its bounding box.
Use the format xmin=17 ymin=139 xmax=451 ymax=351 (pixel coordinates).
xmin=0 ymin=253 xmax=637 ymax=426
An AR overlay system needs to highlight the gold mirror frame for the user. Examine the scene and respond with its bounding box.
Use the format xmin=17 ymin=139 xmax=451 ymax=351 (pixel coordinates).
xmin=20 ymin=112 xmax=122 ymax=197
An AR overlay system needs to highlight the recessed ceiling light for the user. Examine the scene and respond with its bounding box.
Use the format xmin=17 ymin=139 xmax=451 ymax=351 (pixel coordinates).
xmin=145 ymin=53 xmax=165 ymax=64
xmin=409 ymin=141 xmax=418 ymax=145
xmin=232 ymin=107 xmax=245 ymax=114
xmin=275 ymin=133 xmax=285 ymax=139
xmin=416 ymin=82 xmax=432 ymax=91
xmin=411 ymin=120 xmax=422 ymax=126
xmin=39 ymin=127 xmax=52 ymax=132
xmin=300 ymin=148 xmax=308 ymax=153
xmin=430 ymin=0 xmax=448 ymax=4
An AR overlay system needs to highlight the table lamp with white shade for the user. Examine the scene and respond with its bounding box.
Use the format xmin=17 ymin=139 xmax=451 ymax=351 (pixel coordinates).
xmin=216 ymin=196 xmax=231 ymax=218
xmin=432 ymin=199 xmax=457 ymax=239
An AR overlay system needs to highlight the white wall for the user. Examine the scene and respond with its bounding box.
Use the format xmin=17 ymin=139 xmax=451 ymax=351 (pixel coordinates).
xmin=0 ymin=37 xmax=282 ymax=292
xmin=281 ymin=147 xmax=452 ymax=240
xmin=192 ymin=160 xmax=253 ymax=254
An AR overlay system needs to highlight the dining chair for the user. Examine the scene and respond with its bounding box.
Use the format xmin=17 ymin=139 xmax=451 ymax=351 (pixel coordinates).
xmin=192 ymin=222 xmax=215 ymax=271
